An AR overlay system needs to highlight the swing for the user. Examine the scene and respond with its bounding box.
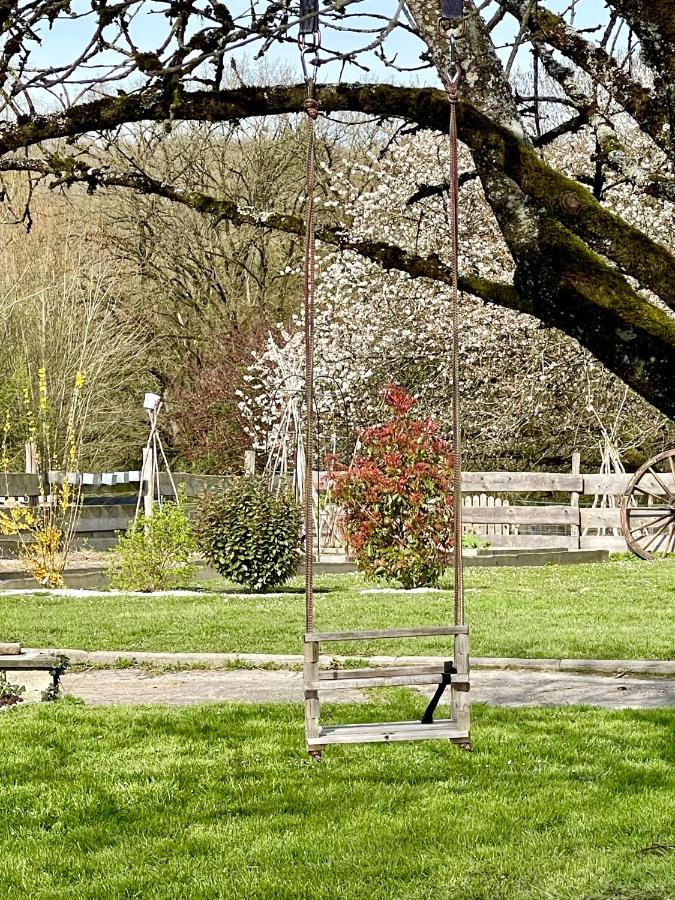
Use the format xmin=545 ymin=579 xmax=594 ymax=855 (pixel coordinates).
xmin=299 ymin=0 xmax=471 ymax=758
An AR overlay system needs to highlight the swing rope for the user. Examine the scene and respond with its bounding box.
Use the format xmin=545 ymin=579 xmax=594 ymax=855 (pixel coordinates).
xmin=442 ymin=5 xmax=466 ymax=628
xmin=299 ymin=2 xmax=320 ymax=635
xmin=300 ymin=0 xmax=466 ymax=633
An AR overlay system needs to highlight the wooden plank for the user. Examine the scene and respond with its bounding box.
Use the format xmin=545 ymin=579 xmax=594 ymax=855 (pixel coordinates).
xmin=463 ymin=505 xmax=578 ymax=525
xmin=305 ymin=625 xmax=469 ymax=643
xmin=580 ymin=534 xmax=627 ymax=551
xmin=580 ymin=508 xmax=622 ymax=530
xmin=303 ymin=640 xmax=320 ymax=743
xmin=74 ymin=517 xmax=133 ymax=534
xmin=0 ymin=653 xmax=63 ymax=670
xmin=462 ymin=472 xmax=582 ymax=493
xmin=0 ymin=474 xmax=42 ymax=496
xmin=583 ymin=474 xmax=675 ymax=496
xmin=161 ymin=473 xmax=231 ymax=497
xmin=319 ymin=665 xmax=445 ymax=681
xmin=77 ymin=505 xmax=135 ymax=520
xmin=476 ymin=534 xmax=571 ymax=549
xmin=310 ymin=719 xmax=469 ymax=746
xmin=452 ymin=632 xmax=471 ymax=731
xmin=310 ymin=673 xmax=470 ymax=691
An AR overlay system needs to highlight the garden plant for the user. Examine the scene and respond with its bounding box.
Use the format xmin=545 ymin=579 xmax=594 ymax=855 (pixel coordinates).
xmin=108 ymin=494 xmax=197 ymax=592
xmin=196 ymin=476 xmax=302 ymax=592
xmin=331 ymin=385 xmax=456 ymax=588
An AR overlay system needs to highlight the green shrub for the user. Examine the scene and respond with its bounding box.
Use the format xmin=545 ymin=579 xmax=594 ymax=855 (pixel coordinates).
xmin=462 ymin=531 xmax=491 ymax=550
xmin=108 ymin=498 xmax=197 ymax=592
xmin=331 ymin=384 xmax=455 ymax=588
xmin=0 ymin=672 xmax=25 ymax=707
xmin=195 ymin=477 xmax=301 ymax=592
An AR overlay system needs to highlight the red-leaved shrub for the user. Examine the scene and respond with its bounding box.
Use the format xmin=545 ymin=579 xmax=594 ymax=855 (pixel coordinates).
xmin=330 ymin=384 xmax=455 ymax=588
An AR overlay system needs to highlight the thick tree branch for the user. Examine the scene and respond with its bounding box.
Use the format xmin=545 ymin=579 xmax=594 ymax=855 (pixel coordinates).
xmin=2 ymin=154 xmax=524 ymax=314
xmin=1 ymin=82 xmax=672 ymax=310
xmin=8 ymin=152 xmax=673 ymax=418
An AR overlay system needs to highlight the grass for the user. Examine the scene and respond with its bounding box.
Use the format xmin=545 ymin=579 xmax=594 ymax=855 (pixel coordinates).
xmin=1 ymin=558 xmax=674 ymax=660
xmin=0 ymin=700 xmax=673 ymax=899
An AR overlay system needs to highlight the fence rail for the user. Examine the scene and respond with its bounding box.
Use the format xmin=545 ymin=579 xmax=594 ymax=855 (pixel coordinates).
xmin=1 ymin=468 xmax=672 ymax=554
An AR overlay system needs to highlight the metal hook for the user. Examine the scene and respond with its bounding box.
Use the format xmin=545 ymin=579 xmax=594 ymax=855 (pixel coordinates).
xmin=438 ymin=18 xmax=466 ymax=38
xmin=447 ymin=64 xmax=462 ymax=88
xmin=299 ymin=32 xmax=320 ymax=83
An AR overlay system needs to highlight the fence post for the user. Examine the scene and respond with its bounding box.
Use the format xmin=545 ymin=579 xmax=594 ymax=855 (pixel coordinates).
xmin=25 ymin=442 xmax=37 ymax=475
xmin=244 ymin=450 xmax=256 ymax=476
xmin=24 ymin=442 xmax=40 ymax=506
xmin=570 ymin=451 xmax=581 ymax=550
xmin=141 ymin=447 xmax=154 ymax=518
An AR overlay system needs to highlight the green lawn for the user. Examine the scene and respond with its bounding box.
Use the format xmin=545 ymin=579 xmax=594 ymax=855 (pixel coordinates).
xmin=2 ymin=558 xmax=674 ymax=660
xmin=0 ymin=700 xmax=673 ymax=899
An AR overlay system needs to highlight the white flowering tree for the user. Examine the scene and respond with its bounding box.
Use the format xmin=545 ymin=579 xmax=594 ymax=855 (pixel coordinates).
xmin=242 ymin=126 xmax=674 ymax=469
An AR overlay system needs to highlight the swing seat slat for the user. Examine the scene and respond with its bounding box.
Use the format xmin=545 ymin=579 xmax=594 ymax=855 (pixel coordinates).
xmin=312 ymin=666 xmax=469 ymax=691
xmin=319 ymin=664 xmax=457 ymax=680
xmin=305 ymin=625 xmax=468 ymax=643
xmin=308 ymin=719 xmax=470 ymax=747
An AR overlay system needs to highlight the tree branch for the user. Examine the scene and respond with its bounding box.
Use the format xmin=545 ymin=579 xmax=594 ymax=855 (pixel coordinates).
xmin=499 ymin=0 xmax=671 ymax=157
xmin=7 ymin=152 xmax=673 ymax=418
xmin=1 ymin=82 xmax=671 ymax=310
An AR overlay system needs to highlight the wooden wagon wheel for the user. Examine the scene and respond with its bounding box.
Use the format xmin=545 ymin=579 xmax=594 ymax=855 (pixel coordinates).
xmin=620 ymin=449 xmax=675 ymax=560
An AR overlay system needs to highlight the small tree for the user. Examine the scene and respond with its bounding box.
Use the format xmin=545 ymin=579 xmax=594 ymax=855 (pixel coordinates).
xmin=108 ymin=497 xmax=197 ymax=592
xmin=331 ymin=384 xmax=455 ymax=588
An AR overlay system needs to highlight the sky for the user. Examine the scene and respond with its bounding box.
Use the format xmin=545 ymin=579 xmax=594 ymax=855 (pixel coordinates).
xmin=32 ymin=0 xmax=611 ymax=91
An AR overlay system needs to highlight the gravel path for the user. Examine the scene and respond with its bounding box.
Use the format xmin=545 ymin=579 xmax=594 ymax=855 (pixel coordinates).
xmin=61 ymin=667 xmax=675 ymax=710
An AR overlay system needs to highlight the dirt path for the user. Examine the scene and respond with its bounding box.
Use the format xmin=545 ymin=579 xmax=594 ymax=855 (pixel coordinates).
xmin=61 ymin=667 xmax=675 ymax=709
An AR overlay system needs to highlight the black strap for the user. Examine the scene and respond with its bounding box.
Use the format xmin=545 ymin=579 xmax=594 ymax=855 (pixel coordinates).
xmin=440 ymin=0 xmax=464 ymax=20
xmin=299 ymin=0 xmax=319 ymax=34
xmin=421 ymin=661 xmax=457 ymax=725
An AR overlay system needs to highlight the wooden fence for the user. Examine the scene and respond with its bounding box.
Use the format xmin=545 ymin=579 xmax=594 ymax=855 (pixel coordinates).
xmin=460 ymin=471 xmax=638 ymax=551
xmin=0 ymin=471 xmax=225 ymax=552
xmin=0 ymin=468 xmax=669 ymax=553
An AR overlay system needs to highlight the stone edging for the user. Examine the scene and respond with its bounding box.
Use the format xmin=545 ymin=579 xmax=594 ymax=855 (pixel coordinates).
xmin=27 ymin=648 xmax=675 ymax=677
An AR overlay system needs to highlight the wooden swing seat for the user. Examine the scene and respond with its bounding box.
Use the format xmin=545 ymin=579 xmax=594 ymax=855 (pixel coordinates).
xmin=304 ymin=626 xmax=471 ymax=754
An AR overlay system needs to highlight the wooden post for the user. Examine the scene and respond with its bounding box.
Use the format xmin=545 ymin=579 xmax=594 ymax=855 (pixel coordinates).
xmin=570 ymin=451 xmax=581 ymax=549
xmin=303 ymin=639 xmax=321 ymax=746
xmin=25 ymin=443 xmax=38 ymax=474
xmin=24 ymin=442 xmax=40 ymax=506
xmin=452 ymin=631 xmax=470 ymax=736
xmin=244 ymin=450 xmax=256 ymax=476
xmin=141 ymin=446 xmax=155 ymax=518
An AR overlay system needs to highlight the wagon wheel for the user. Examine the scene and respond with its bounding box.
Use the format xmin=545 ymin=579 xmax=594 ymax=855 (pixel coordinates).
xmin=620 ymin=449 xmax=675 ymax=560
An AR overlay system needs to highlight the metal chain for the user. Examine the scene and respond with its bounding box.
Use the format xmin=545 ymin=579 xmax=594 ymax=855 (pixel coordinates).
xmin=303 ymin=78 xmax=319 ymax=634
xmin=446 ymin=35 xmax=465 ymax=627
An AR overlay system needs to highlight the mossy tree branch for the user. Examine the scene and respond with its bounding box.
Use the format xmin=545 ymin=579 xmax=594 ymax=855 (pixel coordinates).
xmin=0 ymin=83 xmax=672 ymax=310
xmin=4 ymin=153 xmax=673 ymax=418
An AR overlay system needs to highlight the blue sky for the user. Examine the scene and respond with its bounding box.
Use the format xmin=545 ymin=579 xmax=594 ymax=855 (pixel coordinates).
xmin=33 ymin=0 xmax=609 ymax=89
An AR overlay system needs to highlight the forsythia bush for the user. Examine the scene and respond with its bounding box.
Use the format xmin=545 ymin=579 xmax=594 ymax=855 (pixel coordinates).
xmin=331 ymin=384 xmax=455 ymax=588
xmin=196 ymin=477 xmax=301 ymax=592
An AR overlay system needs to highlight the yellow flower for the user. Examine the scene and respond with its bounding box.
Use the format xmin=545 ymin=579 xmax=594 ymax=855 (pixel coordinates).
xmin=38 ymin=367 xmax=48 ymax=411
xmin=74 ymin=371 xmax=86 ymax=390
